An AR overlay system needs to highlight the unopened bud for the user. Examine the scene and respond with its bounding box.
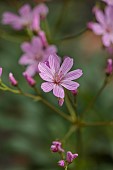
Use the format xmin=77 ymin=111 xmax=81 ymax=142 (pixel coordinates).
xmin=9 ymin=73 xmax=18 ymax=86
xmin=23 ymin=72 xmax=36 ymax=86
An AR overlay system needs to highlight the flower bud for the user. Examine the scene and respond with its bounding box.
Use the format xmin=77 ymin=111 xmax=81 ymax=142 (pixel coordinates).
xmin=58 ymin=160 xmax=65 ymax=167
xmin=23 ymin=72 xmax=36 ymax=86
xmin=9 ymin=73 xmax=18 ymax=86
xmin=66 ymin=151 xmax=78 ymax=164
xmin=50 ymin=141 xmax=64 ymax=153
xmin=105 ymin=58 xmax=113 ymax=76
xmin=71 ymin=89 xmax=78 ymax=96
xmin=38 ymin=30 xmax=48 ymax=47
xmin=0 ymin=67 xmax=3 ymax=78
xmin=58 ymin=98 xmax=64 ymax=106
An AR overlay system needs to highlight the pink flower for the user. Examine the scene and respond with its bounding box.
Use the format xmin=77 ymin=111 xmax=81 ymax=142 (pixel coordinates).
xmin=38 ymin=54 xmax=83 ymax=99
xmin=0 ymin=67 xmax=3 ymax=78
xmin=58 ymin=160 xmax=65 ymax=167
xmin=23 ymin=72 xmax=36 ymax=86
xmin=19 ymin=36 xmax=57 ymax=76
xmin=9 ymin=73 xmax=18 ymax=86
xmin=102 ymin=0 xmax=113 ymax=5
xmin=88 ymin=6 xmax=113 ymax=47
xmin=2 ymin=3 xmax=48 ymax=31
xmin=66 ymin=151 xmax=78 ymax=164
xmin=105 ymin=58 xmax=113 ymax=75
xmin=50 ymin=141 xmax=64 ymax=153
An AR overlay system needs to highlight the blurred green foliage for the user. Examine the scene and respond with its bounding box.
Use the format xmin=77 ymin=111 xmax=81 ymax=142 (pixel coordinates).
xmin=0 ymin=0 xmax=113 ymax=170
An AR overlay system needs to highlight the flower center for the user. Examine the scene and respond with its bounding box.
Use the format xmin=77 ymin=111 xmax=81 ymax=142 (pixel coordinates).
xmin=54 ymin=72 xmax=64 ymax=84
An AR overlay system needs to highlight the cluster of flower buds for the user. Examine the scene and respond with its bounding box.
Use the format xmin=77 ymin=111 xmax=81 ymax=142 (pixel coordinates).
xmin=50 ymin=140 xmax=78 ymax=168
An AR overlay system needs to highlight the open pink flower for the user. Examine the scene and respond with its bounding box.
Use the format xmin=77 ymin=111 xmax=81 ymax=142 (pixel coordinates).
xmin=50 ymin=141 xmax=64 ymax=153
xmin=2 ymin=3 xmax=48 ymax=31
xmin=88 ymin=6 xmax=113 ymax=47
xmin=102 ymin=0 xmax=113 ymax=5
xmin=38 ymin=54 xmax=83 ymax=99
xmin=19 ymin=36 xmax=57 ymax=76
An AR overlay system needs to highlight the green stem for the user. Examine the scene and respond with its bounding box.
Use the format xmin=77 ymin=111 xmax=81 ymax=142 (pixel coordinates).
xmin=41 ymin=98 xmax=72 ymax=122
xmin=0 ymin=84 xmax=71 ymax=122
xmin=65 ymin=166 xmax=68 ymax=170
xmin=65 ymin=92 xmax=77 ymax=122
xmin=81 ymin=120 xmax=113 ymax=127
xmin=81 ymin=78 xmax=107 ymax=116
xmin=60 ymin=27 xmax=87 ymax=42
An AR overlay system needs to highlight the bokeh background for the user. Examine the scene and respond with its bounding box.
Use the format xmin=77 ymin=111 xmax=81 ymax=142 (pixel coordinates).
xmin=0 ymin=0 xmax=113 ymax=170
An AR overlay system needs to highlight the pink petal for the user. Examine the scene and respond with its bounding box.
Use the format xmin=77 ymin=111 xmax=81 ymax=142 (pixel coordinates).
xmin=53 ymin=85 xmax=64 ymax=98
xmin=21 ymin=42 xmax=32 ymax=53
xmin=19 ymin=54 xmax=34 ymax=65
xmin=105 ymin=5 xmax=113 ymax=20
xmin=46 ymin=45 xmax=57 ymax=54
xmin=33 ymin=3 xmax=49 ymax=19
xmin=25 ymin=64 xmax=37 ymax=76
xmin=48 ymin=54 xmax=60 ymax=73
xmin=38 ymin=62 xmax=53 ymax=79
xmin=41 ymin=82 xmax=54 ymax=92
xmin=32 ymin=37 xmax=43 ymax=53
xmin=39 ymin=72 xmax=53 ymax=82
xmin=61 ymin=81 xmax=79 ymax=90
xmin=93 ymin=7 xmax=105 ymax=26
xmin=59 ymin=57 xmax=73 ymax=75
xmin=102 ymin=34 xmax=111 ymax=47
xmin=19 ymin=4 xmax=31 ymax=16
xmin=88 ymin=22 xmax=104 ymax=35
xmin=64 ymin=69 xmax=83 ymax=81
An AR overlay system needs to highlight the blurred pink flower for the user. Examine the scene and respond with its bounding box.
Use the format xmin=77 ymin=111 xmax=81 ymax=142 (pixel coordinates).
xmin=9 ymin=73 xmax=18 ymax=86
xmin=66 ymin=151 xmax=78 ymax=164
xmin=38 ymin=54 xmax=83 ymax=99
xmin=88 ymin=6 xmax=113 ymax=47
xmin=2 ymin=3 xmax=48 ymax=31
xmin=102 ymin=0 xmax=113 ymax=5
xmin=50 ymin=141 xmax=64 ymax=153
xmin=19 ymin=36 xmax=57 ymax=76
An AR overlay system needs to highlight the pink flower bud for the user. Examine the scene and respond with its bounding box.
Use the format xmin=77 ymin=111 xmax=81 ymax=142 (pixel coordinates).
xmin=32 ymin=14 xmax=40 ymax=33
xmin=0 ymin=67 xmax=3 ymax=77
xmin=38 ymin=30 xmax=48 ymax=47
xmin=50 ymin=141 xmax=64 ymax=153
xmin=105 ymin=58 xmax=113 ymax=76
xmin=71 ymin=89 xmax=78 ymax=96
xmin=66 ymin=151 xmax=78 ymax=164
xmin=58 ymin=160 xmax=65 ymax=167
xmin=58 ymin=98 xmax=64 ymax=106
xmin=9 ymin=73 xmax=18 ymax=86
xmin=23 ymin=72 xmax=36 ymax=86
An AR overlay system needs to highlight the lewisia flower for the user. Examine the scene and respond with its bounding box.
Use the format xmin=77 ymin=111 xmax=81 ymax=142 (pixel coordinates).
xmin=38 ymin=54 xmax=83 ymax=99
xmin=19 ymin=36 xmax=57 ymax=76
xmin=2 ymin=3 xmax=48 ymax=31
xmin=88 ymin=6 xmax=113 ymax=47
xmin=102 ymin=0 xmax=113 ymax=5
xmin=105 ymin=58 xmax=113 ymax=75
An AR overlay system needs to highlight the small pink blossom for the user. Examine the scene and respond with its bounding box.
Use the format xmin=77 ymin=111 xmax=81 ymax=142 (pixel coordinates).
xmin=2 ymin=3 xmax=48 ymax=31
xmin=0 ymin=67 xmax=3 ymax=77
xmin=88 ymin=6 xmax=113 ymax=47
xmin=105 ymin=58 xmax=113 ymax=75
xmin=38 ymin=54 xmax=83 ymax=99
xmin=9 ymin=73 xmax=18 ymax=86
xmin=58 ymin=160 xmax=65 ymax=167
xmin=50 ymin=141 xmax=64 ymax=153
xmin=19 ymin=36 xmax=57 ymax=76
xmin=66 ymin=151 xmax=78 ymax=164
xmin=23 ymin=72 xmax=36 ymax=86
xmin=102 ymin=0 xmax=113 ymax=5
